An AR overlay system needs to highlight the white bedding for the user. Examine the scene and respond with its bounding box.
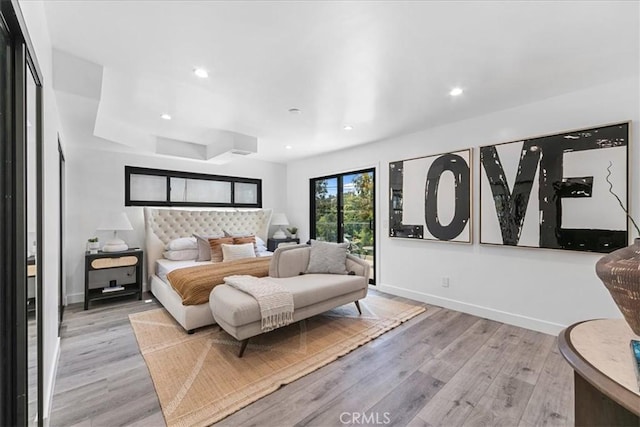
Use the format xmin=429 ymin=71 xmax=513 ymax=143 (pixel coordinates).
xmin=156 ymin=259 xmax=210 ymax=285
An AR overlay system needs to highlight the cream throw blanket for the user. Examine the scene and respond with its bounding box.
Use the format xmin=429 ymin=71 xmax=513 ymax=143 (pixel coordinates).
xmin=224 ymin=275 xmax=294 ymax=332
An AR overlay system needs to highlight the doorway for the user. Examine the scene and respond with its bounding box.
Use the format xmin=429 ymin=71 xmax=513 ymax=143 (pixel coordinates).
xmin=0 ymin=2 xmax=45 ymax=425
xmin=310 ymin=168 xmax=375 ymax=284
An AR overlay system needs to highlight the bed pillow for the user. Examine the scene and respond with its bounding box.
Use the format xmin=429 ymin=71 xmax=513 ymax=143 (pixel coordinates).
xmin=221 ymin=243 xmax=256 ymax=262
xmin=255 ymin=236 xmax=268 ymax=252
xmin=193 ymin=233 xmax=224 ymax=261
xmin=208 ymin=237 xmax=235 ymax=262
xmin=165 ymin=236 xmax=197 ymax=251
xmin=233 ymin=235 xmax=259 ymax=255
xmin=305 ymin=240 xmax=349 ymax=275
xmin=163 ymin=249 xmax=199 ymax=261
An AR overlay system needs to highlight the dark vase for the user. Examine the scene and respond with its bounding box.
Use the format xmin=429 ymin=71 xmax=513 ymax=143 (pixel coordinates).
xmin=595 ymin=238 xmax=640 ymax=335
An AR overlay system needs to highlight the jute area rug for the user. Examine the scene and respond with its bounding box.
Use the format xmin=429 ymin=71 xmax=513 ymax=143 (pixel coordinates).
xmin=129 ymin=293 xmax=425 ymax=427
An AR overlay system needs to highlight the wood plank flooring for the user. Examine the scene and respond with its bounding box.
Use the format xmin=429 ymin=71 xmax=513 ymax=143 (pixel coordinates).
xmin=50 ymin=291 xmax=574 ymax=427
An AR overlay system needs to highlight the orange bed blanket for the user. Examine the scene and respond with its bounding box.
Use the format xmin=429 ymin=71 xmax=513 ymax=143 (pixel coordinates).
xmin=167 ymin=257 xmax=272 ymax=305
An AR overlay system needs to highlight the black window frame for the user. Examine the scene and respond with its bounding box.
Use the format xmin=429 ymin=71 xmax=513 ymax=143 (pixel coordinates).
xmin=124 ymin=166 xmax=262 ymax=208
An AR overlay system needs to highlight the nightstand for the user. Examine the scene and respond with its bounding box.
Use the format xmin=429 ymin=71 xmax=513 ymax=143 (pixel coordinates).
xmin=84 ymin=248 xmax=143 ymax=310
xmin=267 ymin=237 xmax=300 ymax=252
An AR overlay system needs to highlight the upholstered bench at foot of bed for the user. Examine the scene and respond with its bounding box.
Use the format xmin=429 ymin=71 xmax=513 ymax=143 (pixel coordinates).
xmin=210 ymin=274 xmax=367 ymax=357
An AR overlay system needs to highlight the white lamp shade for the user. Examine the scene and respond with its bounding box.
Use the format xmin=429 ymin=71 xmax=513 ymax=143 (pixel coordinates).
xmin=271 ymin=213 xmax=289 ymax=226
xmin=97 ymin=212 xmax=133 ymax=231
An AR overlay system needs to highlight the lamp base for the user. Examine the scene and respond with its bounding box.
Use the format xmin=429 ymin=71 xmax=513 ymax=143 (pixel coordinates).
xmin=102 ymin=238 xmax=129 ymax=252
xmin=273 ymin=229 xmax=287 ymax=239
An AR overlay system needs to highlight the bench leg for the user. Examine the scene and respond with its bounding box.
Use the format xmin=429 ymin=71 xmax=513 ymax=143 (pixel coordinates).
xmin=354 ymin=300 xmax=362 ymax=315
xmin=238 ymin=338 xmax=249 ymax=358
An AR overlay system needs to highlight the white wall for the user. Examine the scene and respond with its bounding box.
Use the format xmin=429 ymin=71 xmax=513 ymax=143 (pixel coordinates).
xmin=18 ymin=0 xmax=64 ymax=421
xmin=65 ymin=148 xmax=287 ymax=303
xmin=286 ymin=76 xmax=640 ymax=335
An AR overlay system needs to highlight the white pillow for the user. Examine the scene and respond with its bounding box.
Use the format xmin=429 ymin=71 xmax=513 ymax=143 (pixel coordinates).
xmin=165 ymin=237 xmax=198 ymax=251
xmin=163 ymin=249 xmax=199 ymax=261
xmin=221 ymin=243 xmax=256 ymax=261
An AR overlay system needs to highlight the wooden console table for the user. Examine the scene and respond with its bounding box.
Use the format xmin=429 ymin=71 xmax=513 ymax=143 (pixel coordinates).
xmin=558 ymin=319 xmax=640 ymax=426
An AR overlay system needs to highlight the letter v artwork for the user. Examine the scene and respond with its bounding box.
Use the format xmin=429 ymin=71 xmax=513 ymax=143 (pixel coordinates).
xmin=479 ymin=122 xmax=629 ymax=253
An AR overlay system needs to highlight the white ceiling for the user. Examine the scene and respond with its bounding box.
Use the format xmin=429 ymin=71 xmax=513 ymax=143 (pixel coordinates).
xmin=43 ymin=1 xmax=639 ymax=164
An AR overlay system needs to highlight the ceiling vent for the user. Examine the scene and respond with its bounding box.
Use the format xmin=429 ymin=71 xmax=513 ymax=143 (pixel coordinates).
xmin=230 ymin=149 xmax=253 ymax=156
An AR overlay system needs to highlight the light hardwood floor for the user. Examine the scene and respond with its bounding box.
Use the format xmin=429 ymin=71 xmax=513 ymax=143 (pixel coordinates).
xmin=50 ymin=291 xmax=574 ymax=427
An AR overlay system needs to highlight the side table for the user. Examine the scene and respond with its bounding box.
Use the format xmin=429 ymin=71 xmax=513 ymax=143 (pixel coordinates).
xmin=558 ymin=319 xmax=640 ymax=426
xmin=267 ymin=237 xmax=300 ymax=252
xmin=84 ymin=248 xmax=143 ymax=310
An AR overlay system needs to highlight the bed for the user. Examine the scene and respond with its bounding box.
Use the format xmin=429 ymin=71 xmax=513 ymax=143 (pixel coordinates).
xmin=143 ymin=207 xmax=273 ymax=332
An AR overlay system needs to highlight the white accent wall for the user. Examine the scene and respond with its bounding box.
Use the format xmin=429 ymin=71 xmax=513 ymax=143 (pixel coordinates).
xmin=286 ymin=77 xmax=639 ymax=335
xmin=64 ymin=148 xmax=287 ymax=303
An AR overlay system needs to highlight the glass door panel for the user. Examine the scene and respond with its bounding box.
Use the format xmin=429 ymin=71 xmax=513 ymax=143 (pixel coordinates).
xmin=342 ymin=172 xmax=375 ymax=282
xmin=26 ymin=60 xmax=39 ymax=427
xmin=311 ymin=169 xmax=375 ymax=284
xmin=313 ymin=177 xmax=338 ymax=242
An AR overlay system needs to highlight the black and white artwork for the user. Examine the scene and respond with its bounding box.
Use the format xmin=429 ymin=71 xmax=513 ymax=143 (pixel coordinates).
xmin=480 ymin=122 xmax=629 ymax=253
xmin=389 ymin=149 xmax=472 ymax=243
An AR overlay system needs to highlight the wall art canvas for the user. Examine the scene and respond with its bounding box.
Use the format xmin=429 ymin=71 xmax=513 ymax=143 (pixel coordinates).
xmin=480 ymin=122 xmax=629 ymax=253
xmin=389 ymin=149 xmax=472 ymax=243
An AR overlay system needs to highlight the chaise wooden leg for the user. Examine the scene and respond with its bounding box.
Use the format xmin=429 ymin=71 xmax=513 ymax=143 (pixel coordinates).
xmin=354 ymin=300 xmax=362 ymax=315
xmin=187 ymin=329 xmax=195 ymax=335
xmin=238 ymin=338 xmax=249 ymax=358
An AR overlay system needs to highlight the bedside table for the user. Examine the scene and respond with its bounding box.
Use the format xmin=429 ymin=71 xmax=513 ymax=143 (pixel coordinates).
xmin=267 ymin=237 xmax=300 ymax=252
xmin=84 ymin=248 xmax=143 ymax=310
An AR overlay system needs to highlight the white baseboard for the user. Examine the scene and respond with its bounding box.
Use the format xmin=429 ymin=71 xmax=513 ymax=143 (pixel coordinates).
xmin=43 ymin=337 xmax=61 ymax=426
xmin=377 ymin=283 xmax=565 ymax=336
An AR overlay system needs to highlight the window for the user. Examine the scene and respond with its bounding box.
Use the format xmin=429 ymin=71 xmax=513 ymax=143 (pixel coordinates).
xmin=125 ymin=166 xmax=262 ymax=208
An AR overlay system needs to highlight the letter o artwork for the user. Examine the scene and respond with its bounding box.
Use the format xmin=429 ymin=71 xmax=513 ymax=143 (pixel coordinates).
xmin=424 ymin=153 xmax=471 ymax=241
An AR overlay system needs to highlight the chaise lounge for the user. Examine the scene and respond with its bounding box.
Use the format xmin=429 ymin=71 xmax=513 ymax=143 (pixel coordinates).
xmin=210 ymin=244 xmax=371 ymax=357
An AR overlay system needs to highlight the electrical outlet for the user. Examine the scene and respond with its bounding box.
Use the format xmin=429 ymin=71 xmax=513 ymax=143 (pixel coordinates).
xmin=442 ymin=277 xmax=450 ymax=288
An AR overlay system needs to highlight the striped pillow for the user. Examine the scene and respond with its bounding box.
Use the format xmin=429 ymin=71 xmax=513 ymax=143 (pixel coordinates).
xmin=233 ymin=235 xmax=258 ymax=255
xmin=208 ymin=237 xmax=234 ymax=262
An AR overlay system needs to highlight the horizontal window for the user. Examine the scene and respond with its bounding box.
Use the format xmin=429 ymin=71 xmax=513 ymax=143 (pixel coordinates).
xmin=125 ymin=166 xmax=261 ymax=208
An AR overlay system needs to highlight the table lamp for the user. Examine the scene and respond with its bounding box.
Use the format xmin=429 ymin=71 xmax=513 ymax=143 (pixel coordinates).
xmin=97 ymin=212 xmax=133 ymax=252
xmin=271 ymin=213 xmax=289 ymax=239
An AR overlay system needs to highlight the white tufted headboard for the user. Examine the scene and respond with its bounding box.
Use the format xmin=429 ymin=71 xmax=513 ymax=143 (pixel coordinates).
xmin=143 ymin=207 xmax=272 ymax=282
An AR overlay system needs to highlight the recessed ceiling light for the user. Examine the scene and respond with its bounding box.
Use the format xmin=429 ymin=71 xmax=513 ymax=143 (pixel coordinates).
xmin=160 ymin=113 xmax=172 ymax=120
xmin=285 ymin=145 xmax=292 ymax=150
xmin=449 ymin=87 xmax=463 ymax=97
xmin=288 ymin=108 xmax=301 ymax=114
xmin=193 ymin=68 xmax=209 ymax=78
xmin=343 ymin=125 xmax=353 ymax=131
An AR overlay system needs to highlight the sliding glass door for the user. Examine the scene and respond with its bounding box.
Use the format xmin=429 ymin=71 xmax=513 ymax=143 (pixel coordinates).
xmin=0 ymin=2 xmax=44 ymax=426
xmin=310 ymin=169 xmax=375 ymax=284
